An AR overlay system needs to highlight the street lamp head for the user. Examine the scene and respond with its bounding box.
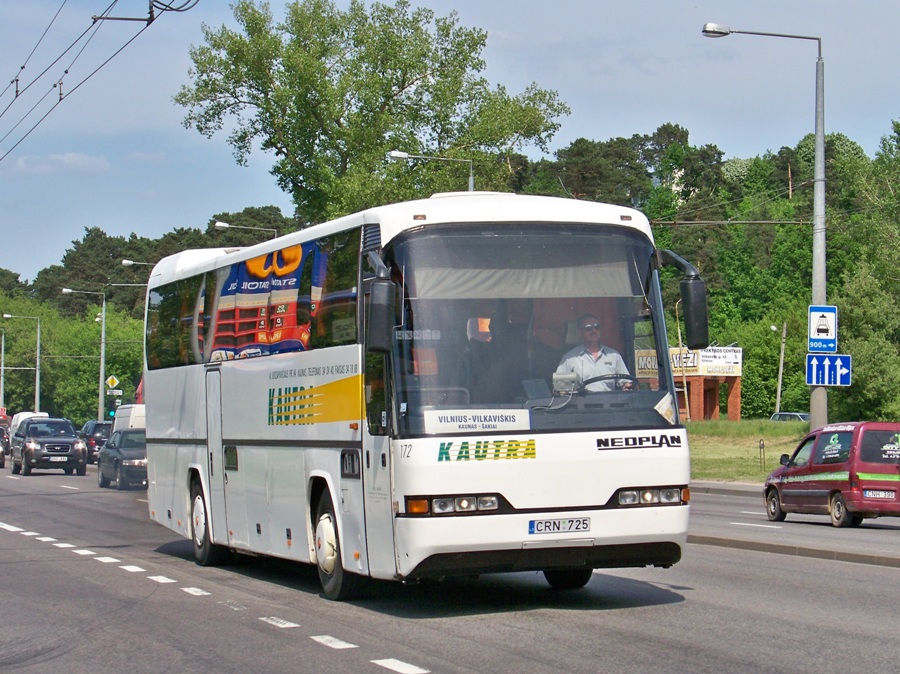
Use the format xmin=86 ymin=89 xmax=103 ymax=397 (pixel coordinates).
xmin=2 ymin=314 xmax=10 ymax=319
xmin=702 ymin=22 xmax=733 ymax=38
xmin=770 ymin=325 xmax=778 ymax=332
xmin=387 ymin=150 xmax=410 ymax=161
xmin=214 ymin=221 xmax=231 ymax=230
xmin=62 ymin=288 xmax=74 ymax=294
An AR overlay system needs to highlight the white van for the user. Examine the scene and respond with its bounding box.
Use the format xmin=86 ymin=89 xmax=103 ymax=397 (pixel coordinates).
xmin=112 ymin=404 xmax=145 ymax=433
xmin=10 ymin=411 xmax=48 ymax=435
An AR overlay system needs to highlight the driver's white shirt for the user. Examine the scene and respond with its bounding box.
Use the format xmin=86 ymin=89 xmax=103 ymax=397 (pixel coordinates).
xmin=556 ymin=345 xmax=630 ymax=391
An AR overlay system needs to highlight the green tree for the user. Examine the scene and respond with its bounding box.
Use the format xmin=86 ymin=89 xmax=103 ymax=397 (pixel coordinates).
xmin=176 ymin=0 xmax=568 ymax=222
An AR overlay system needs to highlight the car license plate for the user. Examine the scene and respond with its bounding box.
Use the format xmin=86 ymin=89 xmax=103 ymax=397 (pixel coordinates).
xmin=528 ymin=517 xmax=590 ymax=534
xmin=49 ymin=456 xmax=68 ymax=462
xmin=863 ymin=490 xmax=895 ymax=499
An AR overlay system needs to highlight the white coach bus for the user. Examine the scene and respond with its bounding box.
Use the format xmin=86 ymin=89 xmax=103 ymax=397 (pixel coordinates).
xmin=143 ymin=192 xmax=708 ymax=599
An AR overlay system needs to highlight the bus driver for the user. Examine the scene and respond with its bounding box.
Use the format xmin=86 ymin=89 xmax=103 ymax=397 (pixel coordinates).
xmin=556 ymin=314 xmax=634 ymax=391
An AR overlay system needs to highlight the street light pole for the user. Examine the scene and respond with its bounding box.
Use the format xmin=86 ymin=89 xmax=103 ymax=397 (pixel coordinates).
xmin=702 ymin=22 xmax=827 ymax=428
xmin=388 ymin=150 xmax=475 ymax=191
xmin=2 ymin=314 xmax=41 ymax=411
xmin=1 ymin=328 xmax=5 ymax=410
xmin=62 ymin=289 xmax=106 ymax=421
xmin=771 ymin=322 xmax=787 ymax=414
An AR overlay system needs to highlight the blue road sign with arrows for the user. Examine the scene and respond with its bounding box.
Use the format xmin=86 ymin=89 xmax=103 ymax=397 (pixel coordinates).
xmin=806 ymin=354 xmax=851 ymax=387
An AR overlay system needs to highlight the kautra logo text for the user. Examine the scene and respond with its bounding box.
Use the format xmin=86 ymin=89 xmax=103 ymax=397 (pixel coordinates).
xmin=438 ymin=439 xmax=536 ymax=462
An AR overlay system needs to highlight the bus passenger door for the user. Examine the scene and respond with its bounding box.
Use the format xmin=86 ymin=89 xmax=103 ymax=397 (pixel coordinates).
xmin=206 ymin=369 xmax=249 ymax=549
xmin=363 ymin=351 xmax=397 ymax=578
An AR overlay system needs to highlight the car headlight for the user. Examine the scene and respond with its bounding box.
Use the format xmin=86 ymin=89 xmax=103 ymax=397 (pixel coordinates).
xmin=122 ymin=458 xmax=148 ymax=467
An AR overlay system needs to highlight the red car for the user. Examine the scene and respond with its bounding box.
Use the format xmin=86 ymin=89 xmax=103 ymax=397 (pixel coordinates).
xmin=764 ymin=421 xmax=900 ymax=527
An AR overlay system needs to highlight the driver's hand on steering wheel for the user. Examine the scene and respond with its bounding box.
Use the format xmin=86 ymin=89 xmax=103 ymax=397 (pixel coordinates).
xmin=620 ymin=380 xmax=635 ymax=391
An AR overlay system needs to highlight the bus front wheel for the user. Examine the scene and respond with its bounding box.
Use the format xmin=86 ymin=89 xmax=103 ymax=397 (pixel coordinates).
xmin=543 ymin=568 xmax=594 ymax=590
xmin=191 ymin=481 xmax=228 ymax=566
xmin=315 ymin=490 xmax=358 ymax=601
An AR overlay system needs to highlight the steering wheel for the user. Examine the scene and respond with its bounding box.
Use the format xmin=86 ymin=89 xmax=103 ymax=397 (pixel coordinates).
xmin=580 ymin=373 xmax=638 ymax=391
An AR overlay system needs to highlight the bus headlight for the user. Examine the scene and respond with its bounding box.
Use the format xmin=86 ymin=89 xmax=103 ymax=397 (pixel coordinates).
xmin=405 ymin=494 xmax=501 ymax=516
xmin=617 ymin=487 xmax=687 ymax=507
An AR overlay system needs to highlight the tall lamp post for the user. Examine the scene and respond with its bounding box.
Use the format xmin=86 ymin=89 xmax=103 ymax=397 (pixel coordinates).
xmin=2 ymin=313 xmax=41 ymax=412
xmin=62 ymin=289 xmax=107 ymax=421
xmin=1 ymin=328 xmax=5 ymax=411
xmin=771 ymin=322 xmax=787 ymax=414
xmin=388 ymin=150 xmax=475 ymax=191
xmin=702 ymin=22 xmax=827 ymax=429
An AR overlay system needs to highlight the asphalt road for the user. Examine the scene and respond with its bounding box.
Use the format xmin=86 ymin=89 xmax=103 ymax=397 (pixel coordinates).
xmin=1 ymin=470 xmax=897 ymax=673
xmin=690 ymin=481 xmax=900 ymax=566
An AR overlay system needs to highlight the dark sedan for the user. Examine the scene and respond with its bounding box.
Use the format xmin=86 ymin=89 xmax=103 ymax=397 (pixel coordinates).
xmin=98 ymin=428 xmax=147 ymax=490
xmin=10 ymin=417 xmax=87 ymax=476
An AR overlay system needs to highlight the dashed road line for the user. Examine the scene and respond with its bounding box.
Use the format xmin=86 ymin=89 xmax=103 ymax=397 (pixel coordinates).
xmin=1 ymin=519 xmax=431 ymax=671
xmin=372 ymin=658 xmax=430 ymax=674
xmin=148 ymin=575 xmax=177 ymax=584
xmin=730 ymin=522 xmax=782 ymax=529
xmin=260 ymin=616 xmax=300 ymax=629
xmin=311 ymin=635 xmax=358 ymax=650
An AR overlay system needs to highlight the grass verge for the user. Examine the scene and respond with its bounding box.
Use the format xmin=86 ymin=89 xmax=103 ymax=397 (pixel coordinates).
xmin=686 ymin=419 xmax=807 ymax=484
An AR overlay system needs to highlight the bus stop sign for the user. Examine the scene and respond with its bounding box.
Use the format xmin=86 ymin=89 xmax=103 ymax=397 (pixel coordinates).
xmin=808 ymin=305 xmax=837 ymax=353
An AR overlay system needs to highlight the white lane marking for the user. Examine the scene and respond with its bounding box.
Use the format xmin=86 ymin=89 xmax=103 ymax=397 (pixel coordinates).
xmin=311 ymin=635 xmax=358 ymax=650
xmin=260 ymin=617 xmax=300 ymax=629
xmin=120 ymin=565 xmax=145 ymax=573
xmin=219 ymin=600 xmax=247 ymax=611
xmin=182 ymin=587 xmax=211 ymax=596
xmin=36 ymin=537 xmax=56 ymax=542
xmin=5 ymin=476 xmax=20 ymax=480
xmin=60 ymin=485 xmax=79 ymax=490
xmin=372 ymin=659 xmax=430 ymax=674
xmin=0 ymin=522 xmax=24 ymax=532
xmin=54 ymin=543 xmax=76 ymax=548
xmin=73 ymin=549 xmax=96 ymax=556
xmin=148 ymin=575 xmax=177 ymax=584
xmin=730 ymin=522 xmax=782 ymax=529
xmin=739 ymin=511 xmax=764 ymax=515
xmin=21 ymin=531 xmax=40 ymax=536
xmin=95 ymin=556 xmax=121 ymax=563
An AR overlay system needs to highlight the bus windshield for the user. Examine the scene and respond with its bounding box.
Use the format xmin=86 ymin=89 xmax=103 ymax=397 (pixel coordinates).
xmin=385 ymin=223 xmax=677 ymax=437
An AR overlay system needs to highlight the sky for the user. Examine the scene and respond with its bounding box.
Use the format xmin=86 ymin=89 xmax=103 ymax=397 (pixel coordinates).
xmin=2 ymin=0 xmax=900 ymax=283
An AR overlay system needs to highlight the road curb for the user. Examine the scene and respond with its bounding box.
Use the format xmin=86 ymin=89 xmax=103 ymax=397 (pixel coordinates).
xmin=687 ymin=534 xmax=900 ymax=569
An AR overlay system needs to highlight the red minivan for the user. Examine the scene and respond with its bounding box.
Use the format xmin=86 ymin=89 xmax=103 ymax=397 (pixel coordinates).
xmin=764 ymin=421 xmax=900 ymax=527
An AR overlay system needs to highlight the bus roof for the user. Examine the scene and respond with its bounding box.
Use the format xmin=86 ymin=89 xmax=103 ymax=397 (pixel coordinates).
xmin=148 ymin=193 xmax=652 ymax=286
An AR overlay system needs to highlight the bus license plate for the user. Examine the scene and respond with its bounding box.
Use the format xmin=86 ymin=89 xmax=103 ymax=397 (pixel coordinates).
xmin=49 ymin=456 xmax=68 ymax=462
xmin=863 ymin=490 xmax=895 ymax=499
xmin=528 ymin=518 xmax=590 ymax=534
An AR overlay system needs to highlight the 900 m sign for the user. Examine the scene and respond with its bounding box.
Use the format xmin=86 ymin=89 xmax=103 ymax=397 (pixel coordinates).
xmin=528 ymin=517 xmax=591 ymax=534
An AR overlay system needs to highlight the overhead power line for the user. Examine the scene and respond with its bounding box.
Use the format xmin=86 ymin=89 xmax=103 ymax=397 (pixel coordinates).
xmin=0 ymin=0 xmax=200 ymax=164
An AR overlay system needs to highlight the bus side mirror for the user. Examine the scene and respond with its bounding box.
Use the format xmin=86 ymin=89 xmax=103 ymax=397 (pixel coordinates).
xmin=680 ymin=275 xmax=709 ymax=350
xmin=366 ymin=277 xmax=395 ymax=354
xmin=659 ymin=249 xmax=709 ymax=350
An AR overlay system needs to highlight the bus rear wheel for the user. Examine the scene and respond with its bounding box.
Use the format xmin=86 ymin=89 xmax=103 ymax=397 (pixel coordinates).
xmin=543 ymin=568 xmax=594 ymax=590
xmin=315 ymin=490 xmax=358 ymax=601
xmin=191 ymin=481 xmax=228 ymax=566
